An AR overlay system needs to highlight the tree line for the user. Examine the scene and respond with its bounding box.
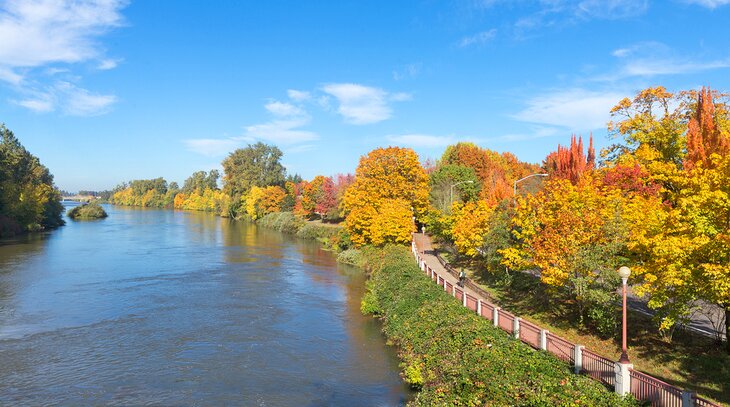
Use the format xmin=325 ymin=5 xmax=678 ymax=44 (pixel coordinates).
xmin=106 ymin=86 xmax=729 ymax=351
xmin=0 ymin=124 xmax=64 ymax=238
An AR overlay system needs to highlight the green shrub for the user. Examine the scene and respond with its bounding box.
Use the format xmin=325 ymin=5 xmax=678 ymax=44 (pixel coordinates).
xmin=336 ymin=248 xmax=364 ymax=267
xmin=258 ymin=211 xmax=305 ymax=234
xmin=67 ymin=202 xmax=108 ymax=220
xmin=296 ymin=223 xmax=339 ymax=241
xmin=361 ymin=245 xmax=638 ymax=406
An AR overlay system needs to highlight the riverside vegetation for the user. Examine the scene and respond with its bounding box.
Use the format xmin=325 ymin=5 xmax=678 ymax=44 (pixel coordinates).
xmin=67 ymin=202 xmax=108 ymax=220
xmin=100 ymin=85 xmax=728 ymax=403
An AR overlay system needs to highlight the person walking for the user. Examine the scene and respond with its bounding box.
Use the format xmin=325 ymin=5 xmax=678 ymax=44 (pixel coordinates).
xmin=458 ymin=269 xmax=466 ymax=287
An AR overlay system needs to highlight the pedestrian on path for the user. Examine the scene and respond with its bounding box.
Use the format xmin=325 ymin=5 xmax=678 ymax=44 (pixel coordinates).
xmin=459 ymin=269 xmax=466 ymax=287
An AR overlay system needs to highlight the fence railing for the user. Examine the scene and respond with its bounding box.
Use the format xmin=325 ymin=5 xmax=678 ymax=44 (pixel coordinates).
xmin=582 ymin=348 xmax=615 ymax=388
xmin=630 ymin=369 xmax=683 ymax=407
xmin=410 ymin=238 xmax=722 ymax=407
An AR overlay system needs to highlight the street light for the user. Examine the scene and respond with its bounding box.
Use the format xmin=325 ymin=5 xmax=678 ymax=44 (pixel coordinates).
xmin=450 ymin=180 xmax=475 ymax=205
xmin=513 ymin=173 xmax=549 ymax=197
xmin=617 ymin=266 xmax=631 ymax=364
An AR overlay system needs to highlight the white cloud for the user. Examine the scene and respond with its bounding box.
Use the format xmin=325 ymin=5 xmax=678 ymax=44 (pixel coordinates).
xmin=184 ymin=138 xmax=243 ymax=157
xmin=322 ymin=83 xmax=409 ymax=125
xmin=97 ymin=58 xmax=120 ymax=70
xmin=576 ymin=0 xmax=648 ymax=19
xmin=598 ymin=42 xmax=730 ymax=80
xmin=287 ymin=89 xmax=311 ymax=101
xmin=0 ymin=0 xmax=126 ymax=68
xmin=264 ymin=100 xmax=304 ymax=117
xmin=0 ymin=67 xmax=22 ymax=85
xmin=60 ymin=82 xmax=116 ymax=116
xmin=387 ymin=134 xmax=455 ymax=148
xmin=0 ymin=0 xmax=126 ymax=115
xmin=244 ymin=117 xmax=318 ymax=145
xmin=459 ymin=29 xmax=497 ymax=47
xmin=512 ymin=88 xmax=627 ymax=131
xmin=682 ymin=0 xmax=730 ymax=8
xmin=16 ymin=96 xmax=53 ymax=112
xmin=13 ymin=81 xmax=116 ymax=116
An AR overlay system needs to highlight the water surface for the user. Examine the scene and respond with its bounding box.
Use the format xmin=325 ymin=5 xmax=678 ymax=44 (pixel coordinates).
xmin=0 ymin=204 xmax=409 ymax=406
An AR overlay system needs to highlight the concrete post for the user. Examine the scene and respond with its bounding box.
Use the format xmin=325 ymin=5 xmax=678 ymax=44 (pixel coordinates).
xmin=451 ymin=284 xmax=456 ymax=297
xmin=614 ymin=362 xmax=633 ymax=396
xmin=477 ymin=299 xmax=482 ymax=316
xmin=493 ymin=307 xmax=500 ymax=327
xmin=540 ymin=329 xmax=548 ymax=350
xmin=463 ymin=291 xmax=467 ymax=307
xmin=681 ymin=391 xmax=692 ymax=407
xmin=513 ymin=317 xmax=520 ymax=339
xmin=574 ymin=345 xmax=585 ymax=374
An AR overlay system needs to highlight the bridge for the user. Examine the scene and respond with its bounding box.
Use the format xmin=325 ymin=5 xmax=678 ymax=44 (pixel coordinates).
xmin=62 ymin=195 xmax=98 ymax=203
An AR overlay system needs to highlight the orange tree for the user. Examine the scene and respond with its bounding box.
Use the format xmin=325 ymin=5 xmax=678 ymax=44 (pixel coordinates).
xmin=501 ymin=175 xmax=627 ymax=336
xmin=341 ymin=147 xmax=428 ymax=246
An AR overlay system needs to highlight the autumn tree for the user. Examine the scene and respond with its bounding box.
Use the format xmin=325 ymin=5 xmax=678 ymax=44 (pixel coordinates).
xmin=685 ymin=87 xmax=730 ymax=170
xmin=245 ymin=185 xmax=285 ymax=220
xmin=342 ymin=147 xmax=428 ymax=246
xmin=543 ymin=135 xmax=595 ymax=184
xmin=450 ymin=200 xmax=493 ymax=257
xmin=222 ymin=142 xmax=285 ymax=198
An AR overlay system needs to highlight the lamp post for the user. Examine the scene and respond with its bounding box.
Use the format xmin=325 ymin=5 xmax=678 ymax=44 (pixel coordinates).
xmin=513 ymin=173 xmax=549 ymax=197
xmin=617 ymin=266 xmax=631 ymax=364
xmin=450 ymin=180 xmax=474 ymax=206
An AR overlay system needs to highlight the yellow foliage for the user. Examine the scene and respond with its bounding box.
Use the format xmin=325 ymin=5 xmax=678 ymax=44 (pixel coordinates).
xmin=451 ymin=200 xmax=493 ymax=257
xmin=342 ymin=147 xmax=428 ymax=246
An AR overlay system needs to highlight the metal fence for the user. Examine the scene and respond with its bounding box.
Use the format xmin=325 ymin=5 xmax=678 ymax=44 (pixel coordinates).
xmin=411 ymin=239 xmax=722 ymax=407
xmin=630 ymin=369 xmax=683 ymax=407
xmin=582 ymin=348 xmax=615 ymax=387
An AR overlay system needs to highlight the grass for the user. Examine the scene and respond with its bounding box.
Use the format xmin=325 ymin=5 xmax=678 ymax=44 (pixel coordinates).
xmin=437 ymin=244 xmax=730 ymax=406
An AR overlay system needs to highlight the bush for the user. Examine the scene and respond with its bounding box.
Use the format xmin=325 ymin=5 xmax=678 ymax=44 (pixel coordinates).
xmin=258 ymin=211 xmax=305 ymax=234
xmin=296 ymin=223 xmax=339 ymax=241
xmin=361 ymin=245 xmax=637 ymax=406
xmin=67 ymin=202 xmax=108 ymax=220
xmin=336 ymin=248 xmax=364 ymax=267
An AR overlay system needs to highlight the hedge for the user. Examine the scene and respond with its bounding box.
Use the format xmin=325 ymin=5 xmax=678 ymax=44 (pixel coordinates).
xmin=360 ymin=245 xmax=638 ymax=407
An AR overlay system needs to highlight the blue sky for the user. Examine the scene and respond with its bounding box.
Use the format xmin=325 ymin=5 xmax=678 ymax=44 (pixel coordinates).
xmin=1 ymin=0 xmax=730 ymax=191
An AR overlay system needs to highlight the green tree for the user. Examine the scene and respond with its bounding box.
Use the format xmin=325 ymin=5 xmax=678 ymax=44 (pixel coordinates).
xmin=222 ymin=142 xmax=285 ymax=198
xmin=428 ymin=164 xmax=480 ymax=213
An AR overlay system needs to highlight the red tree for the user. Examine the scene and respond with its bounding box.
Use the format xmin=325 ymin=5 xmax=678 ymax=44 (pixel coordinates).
xmin=543 ymin=134 xmax=595 ymax=184
xmin=686 ymin=87 xmax=729 ymax=169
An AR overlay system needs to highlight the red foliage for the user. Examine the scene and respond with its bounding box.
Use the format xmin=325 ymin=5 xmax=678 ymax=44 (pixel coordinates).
xmin=543 ymin=134 xmax=595 ymax=184
xmin=315 ymin=176 xmax=338 ymax=216
xmin=601 ymin=164 xmax=661 ymax=197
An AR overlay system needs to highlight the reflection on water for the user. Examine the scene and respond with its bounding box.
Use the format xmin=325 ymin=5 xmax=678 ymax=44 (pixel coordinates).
xmin=0 ymin=204 xmax=410 ymax=406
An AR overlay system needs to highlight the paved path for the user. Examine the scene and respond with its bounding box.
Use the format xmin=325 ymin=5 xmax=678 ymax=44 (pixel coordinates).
xmin=413 ymin=232 xmax=489 ymax=305
xmin=414 ymin=233 xmax=726 ymax=341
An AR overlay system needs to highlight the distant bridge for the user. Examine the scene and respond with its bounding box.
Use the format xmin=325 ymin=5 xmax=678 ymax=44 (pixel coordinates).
xmin=62 ymin=195 xmax=98 ymax=203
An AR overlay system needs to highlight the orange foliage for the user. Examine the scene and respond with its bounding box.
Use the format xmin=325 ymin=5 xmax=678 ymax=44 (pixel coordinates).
xmin=543 ymin=135 xmax=595 ymax=184
xmin=686 ymin=87 xmax=729 ymax=170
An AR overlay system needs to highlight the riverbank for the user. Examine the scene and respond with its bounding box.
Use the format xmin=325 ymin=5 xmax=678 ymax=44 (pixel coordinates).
xmin=359 ymin=244 xmax=637 ymax=406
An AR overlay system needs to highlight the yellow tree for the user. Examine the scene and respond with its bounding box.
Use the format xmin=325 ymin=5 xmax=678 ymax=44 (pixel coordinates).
xmin=450 ymin=200 xmax=493 ymax=257
xmin=342 ymin=147 xmax=429 ymax=246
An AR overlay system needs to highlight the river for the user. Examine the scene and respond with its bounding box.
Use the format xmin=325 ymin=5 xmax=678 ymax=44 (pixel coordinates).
xmin=0 ymin=204 xmax=410 ymax=406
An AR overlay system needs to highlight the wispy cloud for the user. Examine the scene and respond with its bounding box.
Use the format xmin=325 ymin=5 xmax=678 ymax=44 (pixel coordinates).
xmin=244 ymin=117 xmax=318 ymax=145
xmin=14 ymin=81 xmax=116 ymax=116
xmin=392 ymin=63 xmax=422 ymax=80
xmin=681 ymin=0 xmax=730 ymax=8
xmin=97 ymin=58 xmax=121 ymax=70
xmin=458 ymin=29 xmax=497 ymax=47
xmin=512 ymin=88 xmax=627 ymax=131
xmin=322 ymin=83 xmax=410 ymax=125
xmin=597 ymin=41 xmax=730 ymax=80
xmin=265 ymin=100 xmax=304 ymax=116
xmin=0 ymin=0 xmax=126 ymax=114
xmin=387 ymin=134 xmax=456 ymax=148
xmin=287 ymin=89 xmax=311 ymax=101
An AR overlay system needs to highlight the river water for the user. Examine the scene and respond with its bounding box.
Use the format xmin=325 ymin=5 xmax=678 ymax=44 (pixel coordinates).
xmin=0 ymin=204 xmax=409 ymax=406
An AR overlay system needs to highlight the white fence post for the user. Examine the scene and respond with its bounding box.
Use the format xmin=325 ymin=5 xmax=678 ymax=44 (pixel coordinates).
xmin=513 ymin=317 xmax=520 ymax=339
xmin=681 ymin=391 xmax=692 ymax=407
xmin=493 ymin=307 xmax=500 ymax=327
xmin=463 ymin=290 xmax=467 ymax=307
xmin=574 ymin=345 xmax=585 ymax=374
xmin=477 ymin=299 xmax=482 ymax=316
xmin=614 ymin=362 xmax=633 ymax=396
xmin=452 ymin=284 xmax=456 ymax=297
xmin=540 ymin=329 xmax=548 ymax=350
